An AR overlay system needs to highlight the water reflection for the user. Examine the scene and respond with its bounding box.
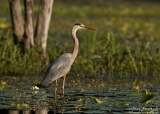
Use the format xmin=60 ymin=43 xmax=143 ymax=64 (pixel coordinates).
xmin=9 ymin=110 xmax=30 ymax=114
xmin=8 ymin=109 xmax=48 ymax=114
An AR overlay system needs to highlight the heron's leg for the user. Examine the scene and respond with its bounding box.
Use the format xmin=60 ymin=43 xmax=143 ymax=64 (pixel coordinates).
xmin=56 ymin=80 xmax=57 ymax=86
xmin=62 ymin=74 xmax=66 ymax=97
xmin=54 ymin=80 xmax=57 ymax=105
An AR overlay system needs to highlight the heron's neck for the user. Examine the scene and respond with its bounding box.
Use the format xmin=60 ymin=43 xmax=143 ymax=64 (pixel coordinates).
xmin=71 ymin=27 xmax=79 ymax=60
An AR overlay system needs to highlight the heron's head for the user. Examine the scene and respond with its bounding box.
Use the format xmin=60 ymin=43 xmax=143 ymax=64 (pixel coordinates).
xmin=74 ymin=23 xmax=95 ymax=30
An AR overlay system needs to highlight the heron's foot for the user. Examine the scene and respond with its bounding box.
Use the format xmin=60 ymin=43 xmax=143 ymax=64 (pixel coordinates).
xmin=54 ymin=102 xmax=57 ymax=107
xmin=53 ymin=102 xmax=59 ymax=111
xmin=59 ymin=94 xmax=64 ymax=98
xmin=60 ymin=94 xmax=70 ymax=99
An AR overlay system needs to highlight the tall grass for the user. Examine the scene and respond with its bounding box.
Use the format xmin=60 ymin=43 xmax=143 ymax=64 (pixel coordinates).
xmin=1 ymin=28 xmax=160 ymax=77
xmin=100 ymin=33 xmax=159 ymax=77
xmin=71 ymin=31 xmax=160 ymax=77
xmin=0 ymin=30 xmax=49 ymax=75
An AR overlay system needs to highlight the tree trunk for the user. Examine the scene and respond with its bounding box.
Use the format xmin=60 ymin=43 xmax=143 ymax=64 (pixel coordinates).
xmin=34 ymin=0 xmax=54 ymax=55
xmin=9 ymin=0 xmax=24 ymax=45
xmin=9 ymin=0 xmax=54 ymax=58
xmin=24 ymin=0 xmax=34 ymax=52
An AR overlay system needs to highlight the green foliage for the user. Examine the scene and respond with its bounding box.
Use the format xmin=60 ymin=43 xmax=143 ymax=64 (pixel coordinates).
xmin=139 ymin=90 xmax=154 ymax=104
xmin=1 ymin=27 xmax=160 ymax=76
xmin=0 ymin=30 xmax=48 ymax=75
xmin=70 ymin=30 xmax=160 ymax=77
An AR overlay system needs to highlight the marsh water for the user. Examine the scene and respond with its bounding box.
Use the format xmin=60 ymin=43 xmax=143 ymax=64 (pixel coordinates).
xmin=0 ymin=75 xmax=160 ymax=114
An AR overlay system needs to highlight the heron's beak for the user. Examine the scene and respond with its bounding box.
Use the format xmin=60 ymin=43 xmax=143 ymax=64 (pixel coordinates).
xmin=84 ymin=26 xmax=95 ymax=30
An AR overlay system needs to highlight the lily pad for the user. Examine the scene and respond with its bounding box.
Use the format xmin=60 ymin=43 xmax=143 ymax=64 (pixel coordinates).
xmin=0 ymin=82 xmax=11 ymax=91
xmin=139 ymin=94 xmax=154 ymax=103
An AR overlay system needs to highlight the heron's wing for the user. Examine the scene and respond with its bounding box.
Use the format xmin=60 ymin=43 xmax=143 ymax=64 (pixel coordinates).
xmin=42 ymin=53 xmax=72 ymax=86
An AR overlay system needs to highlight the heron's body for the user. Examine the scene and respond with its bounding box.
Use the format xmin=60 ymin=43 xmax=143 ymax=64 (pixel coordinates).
xmin=41 ymin=23 xmax=95 ymax=96
xmin=42 ymin=53 xmax=73 ymax=86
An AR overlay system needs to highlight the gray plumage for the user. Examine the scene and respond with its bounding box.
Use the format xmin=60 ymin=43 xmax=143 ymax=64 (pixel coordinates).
xmin=41 ymin=23 xmax=95 ymax=95
xmin=42 ymin=53 xmax=73 ymax=86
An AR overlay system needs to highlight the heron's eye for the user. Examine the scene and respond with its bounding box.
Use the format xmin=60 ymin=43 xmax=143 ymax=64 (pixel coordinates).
xmin=80 ymin=25 xmax=84 ymax=27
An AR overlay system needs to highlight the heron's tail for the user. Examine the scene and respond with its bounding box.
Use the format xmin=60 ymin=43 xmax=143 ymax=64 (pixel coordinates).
xmin=36 ymin=83 xmax=47 ymax=88
xmin=41 ymin=79 xmax=52 ymax=87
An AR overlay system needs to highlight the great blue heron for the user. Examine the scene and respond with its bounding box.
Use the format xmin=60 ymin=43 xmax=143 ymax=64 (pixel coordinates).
xmin=41 ymin=23 xmax=95 ymax=96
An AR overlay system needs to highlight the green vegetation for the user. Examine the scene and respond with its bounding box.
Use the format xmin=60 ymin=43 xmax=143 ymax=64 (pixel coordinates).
xmin=0 ymin=0 xmax=160 ymax=77
xmin=0 ymin=30 xmax=48 ymax=74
